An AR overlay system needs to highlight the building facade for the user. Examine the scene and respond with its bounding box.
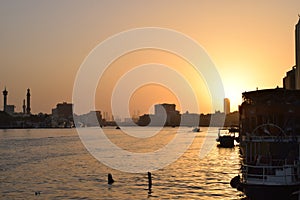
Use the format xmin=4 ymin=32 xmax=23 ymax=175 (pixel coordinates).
xmin=181 ymin=111 xmax=200 ymax=127
xmin=51 ymin=102 xmax=73 ymax=127
xmin=296 ymin=17 xmax=300 ymax=89
xmin=284 ymin=17 xmax=300 ymax=89
xmin=138 ymin=103 xmax=181 ymax=126
xmin=154 ymin=103 xmax=181 ymax=126
xmin=74 ymin=111 xmax=103 ymax=127
xmin=224 ymin=98 xmax=230 ymax=115
xmin=283 ymin=66 xmax=296 ymax=89
xmin=52 ymin=102 xmax=73 ymax=119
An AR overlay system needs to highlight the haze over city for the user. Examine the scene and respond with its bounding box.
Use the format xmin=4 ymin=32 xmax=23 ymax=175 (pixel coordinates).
xmin=1 ymin=1 xmax=300 ymax=117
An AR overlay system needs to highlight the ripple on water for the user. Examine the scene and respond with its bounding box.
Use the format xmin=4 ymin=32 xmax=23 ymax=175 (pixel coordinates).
xmin=0 ymin=128 xmax=245 ymax=199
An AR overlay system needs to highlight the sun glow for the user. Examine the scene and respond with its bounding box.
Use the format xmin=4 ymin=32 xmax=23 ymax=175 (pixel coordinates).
xmin=96 ymin=49 xmax=214 ymax=118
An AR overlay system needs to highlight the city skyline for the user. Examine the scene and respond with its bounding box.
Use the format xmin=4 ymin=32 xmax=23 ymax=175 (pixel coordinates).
xmin=1 ymin=1 xmax=300 ymax=115
xmin=0 ymin=85 xmax=230 ymax=119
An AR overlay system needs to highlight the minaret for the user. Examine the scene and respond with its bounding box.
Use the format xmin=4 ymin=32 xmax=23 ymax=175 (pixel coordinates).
xmin=22 ymin=99 xmax=26 ymax=114
xmin=295 ymin=15 xmax=300 ymax=89
xmin=26 ymin=88 xmax=31 ymax=114
xmin=2 ymin=87 xmax=8 ymax=112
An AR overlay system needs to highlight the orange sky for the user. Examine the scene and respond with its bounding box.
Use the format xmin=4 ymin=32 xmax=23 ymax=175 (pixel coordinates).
xmin=0 ymin=1 xmax=300 ymax=117
xmin=95 ymin=49 xmax=211 ymax=118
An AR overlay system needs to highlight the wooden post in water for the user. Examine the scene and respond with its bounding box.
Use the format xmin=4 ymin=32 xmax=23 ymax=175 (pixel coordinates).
xmin=148 ymin=172 xmax=152 ymax=193
xmin=108 ymin=173 xmax=114 ymax=185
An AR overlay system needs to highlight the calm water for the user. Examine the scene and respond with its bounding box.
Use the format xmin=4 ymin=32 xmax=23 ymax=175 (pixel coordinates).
xmin=0 ymin=127 xmax=245 ymax=199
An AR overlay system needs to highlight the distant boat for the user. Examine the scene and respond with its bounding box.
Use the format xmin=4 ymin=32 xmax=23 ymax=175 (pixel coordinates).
xmin=192 ymin=127 xmax=200 ymax=132
xmin=216 ymin=127 xmax=239 ymax=148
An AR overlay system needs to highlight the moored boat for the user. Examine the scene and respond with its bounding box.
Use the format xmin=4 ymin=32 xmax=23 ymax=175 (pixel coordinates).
xmin=216 ymin=127 xmax=239 ymax=148
xmin=231 ymin=88 xmax=300 ymax=199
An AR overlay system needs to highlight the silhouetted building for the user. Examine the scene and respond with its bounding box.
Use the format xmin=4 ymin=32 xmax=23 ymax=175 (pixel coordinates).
xmin=75 ymin=111 xmax=103 ymax=127
xmin=6 ymin=105 xmax=15 ymax=114
xmin=0 ymin=111 xmax=14 ymax=128
xmin=156 ymin=103 xmax=181 ymax=126
xmin=26 ymin=88 xmax=31 ymax=114
xmin=224 ymin=98 xmax=230 ymax=114
xmin=181 ymin=111 xmax=200 ymax=126
xmin=296 ymin=17 xmax=300 ymax=89
xmin=155 ymin=103 xmax=176 ymax=115
xmin=209 ymin=111 xmax=225 ymax=127
xmin=52 ymin=102 xmax=73 ymax=119
xmin=283 ymin=66 xmax=296 ymax=89
xmin=138 ymin=103 xmax=181 ymax=126
xmin=283 ymin=17 xmax=300 ymax=89
xmin=224 ymin=111 xmax=239 ymax=127
xmin=51 ymin=102 xmax=74 ymax=127
xmin=199 ymin=113 xmax=211 ymax=126
xmin=3 ymin=87 xmax=8 ymax=112
xmin=138 ymin=114 xmax=151 ymax=126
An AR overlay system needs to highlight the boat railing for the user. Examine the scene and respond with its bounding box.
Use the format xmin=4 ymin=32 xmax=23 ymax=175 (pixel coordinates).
xmin=218 ymin=128 xmax=238 ymax=137
xmin=242 ymin=162 xmax=300 ymax=185
xmin=241 ymin=135 xmax=300 ymax=142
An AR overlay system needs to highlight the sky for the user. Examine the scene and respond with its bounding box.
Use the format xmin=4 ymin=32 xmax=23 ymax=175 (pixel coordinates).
xmin=0 ymin=0 xmax=300 ymax=118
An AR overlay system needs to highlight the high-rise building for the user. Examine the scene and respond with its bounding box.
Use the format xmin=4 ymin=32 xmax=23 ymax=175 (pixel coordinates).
xmin=295 ymin=17 xmax=300 ymax=89
xmin=224 ymin=98 xmax=230 ymax=115
xmin=284 ymin=17 xmax=300 ymax=89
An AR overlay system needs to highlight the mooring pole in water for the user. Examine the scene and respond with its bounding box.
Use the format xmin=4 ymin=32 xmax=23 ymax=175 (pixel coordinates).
xmin=108 ymin=173 xmax=114 ymax=185
xmin=148 ymin=172 xmax=152 ymax=193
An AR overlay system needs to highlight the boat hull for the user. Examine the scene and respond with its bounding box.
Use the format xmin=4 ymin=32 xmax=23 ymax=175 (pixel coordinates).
xmin=218 ymin=136 xmax=235 ymax=148
xmin=241 ymin=183 xmax=300 ymax=200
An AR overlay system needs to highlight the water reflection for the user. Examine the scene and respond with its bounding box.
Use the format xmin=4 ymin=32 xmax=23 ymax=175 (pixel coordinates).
xmin=0 ymin=127 xmax=246 ymax=199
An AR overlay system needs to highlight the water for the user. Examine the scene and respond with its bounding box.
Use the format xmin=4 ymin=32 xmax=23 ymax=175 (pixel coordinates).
xmin=0 ymin=127 xmax=245 ymax=199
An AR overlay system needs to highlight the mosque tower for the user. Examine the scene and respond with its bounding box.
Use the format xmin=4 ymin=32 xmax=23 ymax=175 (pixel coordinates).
xmin=26 ymin=88 xmax=31 ymax=114
xmin=2 ymin=87 xmax=8 ymax=112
